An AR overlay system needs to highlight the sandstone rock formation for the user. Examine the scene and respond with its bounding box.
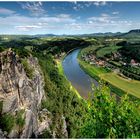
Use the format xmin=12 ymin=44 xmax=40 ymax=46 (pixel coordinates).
xmin=0 ymin=49 xmax=44 ymax=138
xmin=0 ymin=49 xmax=68 ymax=138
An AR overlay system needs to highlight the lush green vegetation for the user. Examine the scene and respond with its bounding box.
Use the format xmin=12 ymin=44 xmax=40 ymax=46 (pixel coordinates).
xmin=80 ymin=83 xmax=140 ymax=138
xmin=35 ymin=53 xmax=87 ymax=138
xmin=16 ymin=109 xmax=25 ymax=128
xmin=21 ymin=59 xmax=34 ymax=79
xmin=117 ymin=41 xmax=140 ymax=63
xmin=0 ymin=109 xmax=25 ymax=134
xmin=0 ymin=101 xmax=3 ymax=114
xmin=78 ymin=45 xmax=102 ymax=57
xmin=78 ymin=59 xmax=108 ymax=80
xmin=32 ymin=37 xmax=91 ymax=55
xmin=0 ymin=113 xmax=15 ymax=133
xmin=100 ymin=73 xmax=140 ymax=99
xmin=96 ymin=45 xmax=122 ymax=58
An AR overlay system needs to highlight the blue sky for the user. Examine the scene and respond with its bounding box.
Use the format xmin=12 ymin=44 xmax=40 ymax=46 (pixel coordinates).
xmin=0 ymin=1 xmax=140 ymax=35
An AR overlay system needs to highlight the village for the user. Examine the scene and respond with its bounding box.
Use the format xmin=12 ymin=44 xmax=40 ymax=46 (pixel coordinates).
xmin=81 ymin=50 xmax=140 ymax=80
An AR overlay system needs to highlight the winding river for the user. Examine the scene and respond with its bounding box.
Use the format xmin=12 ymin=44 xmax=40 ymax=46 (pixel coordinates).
xmin=62 ymin=49 xmax=98 ymax=98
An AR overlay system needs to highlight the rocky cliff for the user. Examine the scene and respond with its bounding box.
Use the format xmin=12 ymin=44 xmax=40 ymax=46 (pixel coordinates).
xmin=0 ymin=49 xmax=68 ymax=138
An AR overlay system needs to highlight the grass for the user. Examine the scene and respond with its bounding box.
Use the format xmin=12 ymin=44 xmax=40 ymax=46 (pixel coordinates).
xmin=100 ymin=73 xmax=140 ymax=99
xmin=79 ymin=59 xmax=140 ymax=99
xmin=78 ymin=60 xmax=108 ymax=80
xmin=79 ymin=45 xmax=102 ymax=57
xmin=96 ymin=46 xmax=122 ymax=58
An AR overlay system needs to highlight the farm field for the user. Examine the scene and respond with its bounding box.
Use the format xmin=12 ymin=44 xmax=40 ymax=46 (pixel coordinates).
xmin=79 ymin=59 xmax=140 ymax=99
xmin=96 ymin=46 xmax=122 ymax=58
xmin=100 ymin=73 xmax=140 ymax=99
xmin=78 ymin=60 xmax=108 ymax=78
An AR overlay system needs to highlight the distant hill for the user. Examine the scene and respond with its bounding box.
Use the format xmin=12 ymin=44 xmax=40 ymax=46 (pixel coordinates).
xmin=34 ymin=32 xmax=122 ymax=38
xmin=77 ymin=32 xmax=122 ymax=37
xmin=1 ymin=29 xmax=140 ymax=39
xmin=34 ymin=34 xmax=58 ymax=37
xmin=120 ymin=29 xmax=140 ymax=39
xmin=128 ymin=29 xmax=140 ymax=33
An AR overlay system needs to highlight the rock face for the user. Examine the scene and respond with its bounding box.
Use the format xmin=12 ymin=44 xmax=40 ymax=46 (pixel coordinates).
xmin=0 ymin=49 xmax=68 ymax=138
xmin=0 ymin=49 xmax=45 ymax=138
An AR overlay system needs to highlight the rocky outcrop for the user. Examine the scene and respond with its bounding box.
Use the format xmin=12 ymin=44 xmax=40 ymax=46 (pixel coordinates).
xmin=38 ymin=108 xmax=52 ymax=136
xmin=0 ymin=49 xmax=45 ymax=138
xmin=0 ymin=48 xmax=68 ymax=138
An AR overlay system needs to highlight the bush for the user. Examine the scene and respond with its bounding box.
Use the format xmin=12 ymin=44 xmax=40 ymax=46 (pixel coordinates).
xmin=0 ymin=46 xmax=5 ymax=52
xmin=0 ymin=101 xmax=3 ymax=114
xmin=0 ymin=113 xmax=15 ymax=133
xmin=21 ymin=59 xmax=34 ymax=79
xmin=80 ymin=83 xmax=140 ymax=138
xmin=37 ymin=54 xmax=87 ymax=138
xmin=38 ymin=129 xmax=52 ymax=138
xmin=16 ymin=109 xmax=25 ymax=128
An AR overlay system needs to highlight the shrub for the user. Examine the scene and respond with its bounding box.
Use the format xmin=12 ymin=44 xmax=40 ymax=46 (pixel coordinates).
xmin=16 ymin=109 xmax=25 ymax=128
xmin=21 ymin=59 xmax=34 ymax=79
xmin=0 ymin=101 xmax=3 ymax=114
xmin=38 ymin=129 xmax=52 ymax=138
xmin=0 ymin=113 xmax=15 ymax=133
xmin=80 ymin=83 xmax=140 ymax=138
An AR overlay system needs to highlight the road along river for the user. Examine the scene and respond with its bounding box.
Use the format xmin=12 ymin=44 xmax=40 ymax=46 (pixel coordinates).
xmin=62 ymin=49 xmax=98 ymax=98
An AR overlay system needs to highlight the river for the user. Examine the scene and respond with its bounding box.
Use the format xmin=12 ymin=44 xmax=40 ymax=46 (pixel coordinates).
xmin=62 ymin=49 xmax=98 ymax=98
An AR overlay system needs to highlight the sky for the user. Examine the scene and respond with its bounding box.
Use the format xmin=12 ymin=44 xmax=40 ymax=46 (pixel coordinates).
xmin=0 ymin=1 xmax=140 ymax=35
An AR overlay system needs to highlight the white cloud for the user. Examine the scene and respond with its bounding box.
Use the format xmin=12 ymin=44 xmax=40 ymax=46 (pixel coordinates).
xmin=93 ymin=1 xmax=107 ymax=6
xmin=0 ymin=7 xmax=16 ymax=15
xmin=88 ymin=13 xmax=119 ymax=24
xmin=112 ymin=11 xmax=119 ymax=15
xmin=72 ymin=3 xmax=84 ymax=11
xmin=72 ymin=1 xmax=108 ymax=11
xmin=57 ymin=14 xmax=71 ymax=18
xmin=84 ymin=13 xmax=135 ymax=33
xmin=15 ymin=25 xmax=42 ymax=31
xmin=20 ymin=2 xmax=46 ymax=16
xmin=0 ymin=13 xmax=76 ymax=32
xmin=65 ymin=23 xmax=82 ymax=30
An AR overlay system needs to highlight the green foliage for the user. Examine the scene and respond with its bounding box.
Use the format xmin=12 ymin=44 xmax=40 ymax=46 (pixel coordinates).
xmin=21 ymin=59 xmax=34 ymax=79
xmin=0 ymin=101 xmax=3 ymax=114
xmin=0 ymin=113 xmax=15 ymax=133
xmin=35 ymin=53 xmax=87 ymax=138
xmin=33 ymin=38 xmax=91 ymax=54
xmin=16 ymin=109 xmax=25 ymax=128
xmin=118 ymin=42 xmax=140 ymax=63
xmin=96 ymin=45 xmax=122 ymax=58
xmin=13 ymin=48 xmax=30 ymax=58
xmin=80 ymin=83 xmax=140 ymax=138
xmin=0 ymin=46 xmax=5 ymax=52
xmin=38 ymin=129 xmax=52 ymax=138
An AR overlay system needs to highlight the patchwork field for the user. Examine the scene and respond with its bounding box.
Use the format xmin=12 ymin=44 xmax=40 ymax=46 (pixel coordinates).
xmin=100 ymin=73 xmax=140 ymax=98
xmin=79 ymin=60 xmax=140 ymax=99
xmin=96 ymin=46 xmax=122 ymax=58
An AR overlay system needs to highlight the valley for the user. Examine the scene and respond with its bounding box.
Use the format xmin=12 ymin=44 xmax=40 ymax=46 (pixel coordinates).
xmin=0 ymin=29 xmax=140 ymax=138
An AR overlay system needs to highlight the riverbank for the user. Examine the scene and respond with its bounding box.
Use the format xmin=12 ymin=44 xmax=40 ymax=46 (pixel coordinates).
xmin=55 ymin=59 xmax=82 ymax=99
xmin=78 ymin=48 xmax=140 ymax=99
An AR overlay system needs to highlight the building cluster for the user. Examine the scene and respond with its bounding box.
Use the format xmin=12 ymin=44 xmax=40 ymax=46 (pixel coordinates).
xmin=82 ymin=54 xmax=106 ymax=67
xmin=82 ymin=52 xmax=140 ymax=67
